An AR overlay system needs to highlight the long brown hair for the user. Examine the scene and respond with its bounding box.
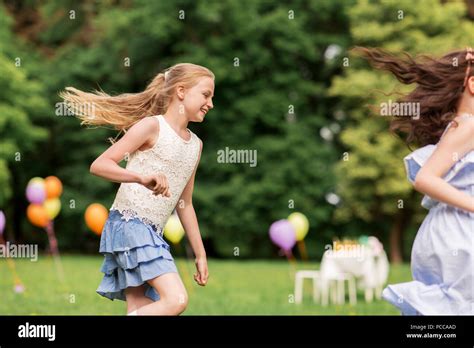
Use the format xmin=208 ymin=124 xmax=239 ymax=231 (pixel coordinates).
xmin=353 ymin=47 xmax=473 ymax=146
xmin=59 ymin=63 xmax=214 ymax=132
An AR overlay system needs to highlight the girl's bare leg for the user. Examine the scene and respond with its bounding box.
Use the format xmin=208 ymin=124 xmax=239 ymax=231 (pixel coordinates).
xmin=125 ymin=284 xmax=154 ymax=314
xmin=136 ymin=273 xmax=188 ymax=315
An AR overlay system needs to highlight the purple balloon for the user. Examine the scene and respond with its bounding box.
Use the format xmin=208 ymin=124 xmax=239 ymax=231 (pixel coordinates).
xmin=26 ymin=184 xmax=46 ymax=204
xmin=269 ymin=219 xmax=296 ymax=251
xmin=0 ymin=210 xmax=5 ymax=235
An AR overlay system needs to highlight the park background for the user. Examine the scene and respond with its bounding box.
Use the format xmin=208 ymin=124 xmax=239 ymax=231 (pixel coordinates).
xmin=1 ymin=0 xmax=473 ymax=314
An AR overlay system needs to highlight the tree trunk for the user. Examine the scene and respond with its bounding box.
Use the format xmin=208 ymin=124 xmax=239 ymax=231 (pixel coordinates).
xmin=465 ymin=0 xmax=474 ymax=19
xmin=389 ymin=212 xmax=404 ymax=264
xmin=10 ymin=163 xmax=25 ymax=244
xmin=389 ymin=205 xmax=413 ymax=264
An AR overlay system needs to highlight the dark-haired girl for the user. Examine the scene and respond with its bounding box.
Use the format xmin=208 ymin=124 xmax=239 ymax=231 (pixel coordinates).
xmin=356 ymin=47 xmax=473 ymax=315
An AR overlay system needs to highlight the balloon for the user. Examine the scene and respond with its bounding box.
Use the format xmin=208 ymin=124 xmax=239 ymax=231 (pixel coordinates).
xmin=164 ymin=215 xmax=185 ymax=244
xmin=44 ymin=176 xmax=63 ymax=198
xmin=0 ymin=210 xmax=5 ymax=235
xmin=43 ymin=198 xmax=61 ymax=220
xmin=269 ymin=219 xmax=296 ymax=251
xmin=358 ymin=235 xmax=369 ymax=245
xmin=288 ymin=212 xmax=309 ymax=241
xmin=28 ymin=177 xmax=45 ymax=187
xmin=26 ymin=183 xmax=46 ymax=204
xmin=27 ymin=204 xmax=49 ymax=228
xmin=85 ymin=203 xmax=108 ymax=236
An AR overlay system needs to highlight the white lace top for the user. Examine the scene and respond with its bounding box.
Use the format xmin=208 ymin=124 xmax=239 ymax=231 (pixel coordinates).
xmin=110 ymin=115 xmax=201 ymax=234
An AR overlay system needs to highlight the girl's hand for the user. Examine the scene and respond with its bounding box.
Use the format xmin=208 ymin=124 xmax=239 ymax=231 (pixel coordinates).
xmin=140 ymin=173 xmax=171 ymax=197
xmin=194 ymin=258 xmax=209 ymax=286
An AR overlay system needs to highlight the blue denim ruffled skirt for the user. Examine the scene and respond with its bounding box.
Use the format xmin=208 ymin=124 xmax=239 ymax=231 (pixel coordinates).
xmin=96 ymin=210 xmax=178 ymax=302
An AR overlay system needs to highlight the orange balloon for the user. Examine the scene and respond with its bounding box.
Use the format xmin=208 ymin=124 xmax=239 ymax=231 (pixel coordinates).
xmin=85 ymin=203 xmax=109 ymax=236
xmin=27 ymin=204 xmax=50 ymax=228
xmin=45 ymin=176 xmax=63 ymax=199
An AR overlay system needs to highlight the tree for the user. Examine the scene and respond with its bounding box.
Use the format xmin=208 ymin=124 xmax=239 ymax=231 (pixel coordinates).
xmin=0 ymin=4 xmax=49 ymax=242
xmin=2 ymin=0 xmax=355 ymax=257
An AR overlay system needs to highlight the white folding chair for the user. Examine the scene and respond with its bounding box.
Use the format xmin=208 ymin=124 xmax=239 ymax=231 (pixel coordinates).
xmin=294 ymin=270 xmax=321 ymax=304
xmin=320 ymin=273 xmax=357 ymax=306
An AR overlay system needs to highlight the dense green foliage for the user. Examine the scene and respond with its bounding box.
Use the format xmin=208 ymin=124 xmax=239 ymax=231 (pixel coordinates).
xmin=0 ymin=0 xmax=471 ymax=260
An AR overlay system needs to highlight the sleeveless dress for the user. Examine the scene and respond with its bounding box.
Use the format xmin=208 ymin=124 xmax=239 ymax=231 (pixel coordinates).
xmin=96 ymin=115 xmax=201 ymax=302
xmin=382 ymin=114 xmax=474 ymax=315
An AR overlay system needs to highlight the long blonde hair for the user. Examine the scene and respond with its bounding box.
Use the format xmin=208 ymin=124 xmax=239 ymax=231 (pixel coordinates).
xmin=59 ymin=63 xmax=215 ymax=133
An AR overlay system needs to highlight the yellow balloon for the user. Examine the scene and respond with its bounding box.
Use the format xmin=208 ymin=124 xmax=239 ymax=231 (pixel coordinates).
xmin=43 ymin=198 xmax=61 ymax=220
xmin=28 ymin=177 xmax=45 ymax=188
xmin=164 ymin=215 xmax=185 ymax=244
xmin=288 ymin=212 xmax=309 ymax=241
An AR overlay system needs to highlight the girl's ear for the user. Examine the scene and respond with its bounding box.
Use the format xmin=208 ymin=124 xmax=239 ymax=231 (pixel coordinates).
xmin=468 ymin=76 xmax=474 ymax=95
xmin=176 ymin=85 xmax=185 ymax=100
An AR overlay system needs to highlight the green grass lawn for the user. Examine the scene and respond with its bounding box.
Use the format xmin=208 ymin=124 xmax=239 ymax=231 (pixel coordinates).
xmin=0 ymin=255 xmax=411 ymax=315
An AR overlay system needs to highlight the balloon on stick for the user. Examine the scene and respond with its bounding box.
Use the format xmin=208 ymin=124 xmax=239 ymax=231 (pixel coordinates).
xmin=25 ymin=176 xmax=65 ymax=283
xmin=0 ymin=210 xmax=5 ymax=235
xmin=163 ymin=213 xmax=194 ymax=291
xmin=288 ymin=212 xmax=310 ymax=261
xmin=27 ymin=204 xmax=49 ymax=228
xmin=44 ymin=176 xmax=63 ymax=198
xmin=164 ymin=214 xmax=185 ymax=244
xmin=43 ymin=198 xmax=61 ymax=220
xmin=269 ymin=219 xmax=296 ymax=259
xmin=26 ymin=183 xmax=46 ymax=204
xmin=85 ymin=203 xmax=109 ymax=236
xmin=28 ymin=177 xmax=45 ymax=186
xmin=45 ymin=220 xmax=65 ymax=282
xmin=0 ymin=211 xmax=26 ymax=293
xmin=288 ymin=212 xmax=309 ymax=241
xmin=269 ymin=219 xmax=297 ymax=278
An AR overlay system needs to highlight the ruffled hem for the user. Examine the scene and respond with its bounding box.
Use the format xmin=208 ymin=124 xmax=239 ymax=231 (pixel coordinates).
xmin=97 ymin=259 xmax=178 ymax=302
xmin=382 ymin=282 xmax=474 ymax=315
xmin=100 ymin=244 xmax=174 ymax=274
xmin=96 ymin=210 xmax=178 ymax=302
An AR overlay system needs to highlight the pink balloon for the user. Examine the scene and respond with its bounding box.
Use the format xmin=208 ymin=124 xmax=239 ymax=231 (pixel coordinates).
xmin=269 ymin=219 xmax=296 ymax=251
xmin=0 ymin=210 xmax=5 ymax=235
xmin=26 ymin=184 xmax=46 ymax=204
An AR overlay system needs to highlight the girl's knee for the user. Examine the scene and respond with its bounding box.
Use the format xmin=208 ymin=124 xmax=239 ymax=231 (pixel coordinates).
xmin=162 ymin=291 xmax=188 ymax=314
xmin=177 ymin=292 xmax=189 ymax=313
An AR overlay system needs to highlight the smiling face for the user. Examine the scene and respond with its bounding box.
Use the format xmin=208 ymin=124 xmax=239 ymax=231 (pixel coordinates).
xmin=179 ymin=77 xmax=215 ymax=122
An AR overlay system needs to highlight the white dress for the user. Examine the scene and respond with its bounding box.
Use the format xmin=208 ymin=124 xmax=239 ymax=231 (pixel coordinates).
xmin=382 ymin=114 xmax=474 ymax=315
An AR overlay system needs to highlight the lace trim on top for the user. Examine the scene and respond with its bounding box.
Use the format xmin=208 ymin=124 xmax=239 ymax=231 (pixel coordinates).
xmin=110 ymin=115 xmax=201 ymax=232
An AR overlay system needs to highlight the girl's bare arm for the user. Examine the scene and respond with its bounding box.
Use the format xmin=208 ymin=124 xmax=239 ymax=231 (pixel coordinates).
xmin=89 ymin=117 xmax=158 ymax=184
xmin=176 ymin=140 xmax=206 ymax=259
xmin=175 ymin=140 xmax=208 ymax=285
xmin=414 ymin=117 xmax=474 ymax=213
